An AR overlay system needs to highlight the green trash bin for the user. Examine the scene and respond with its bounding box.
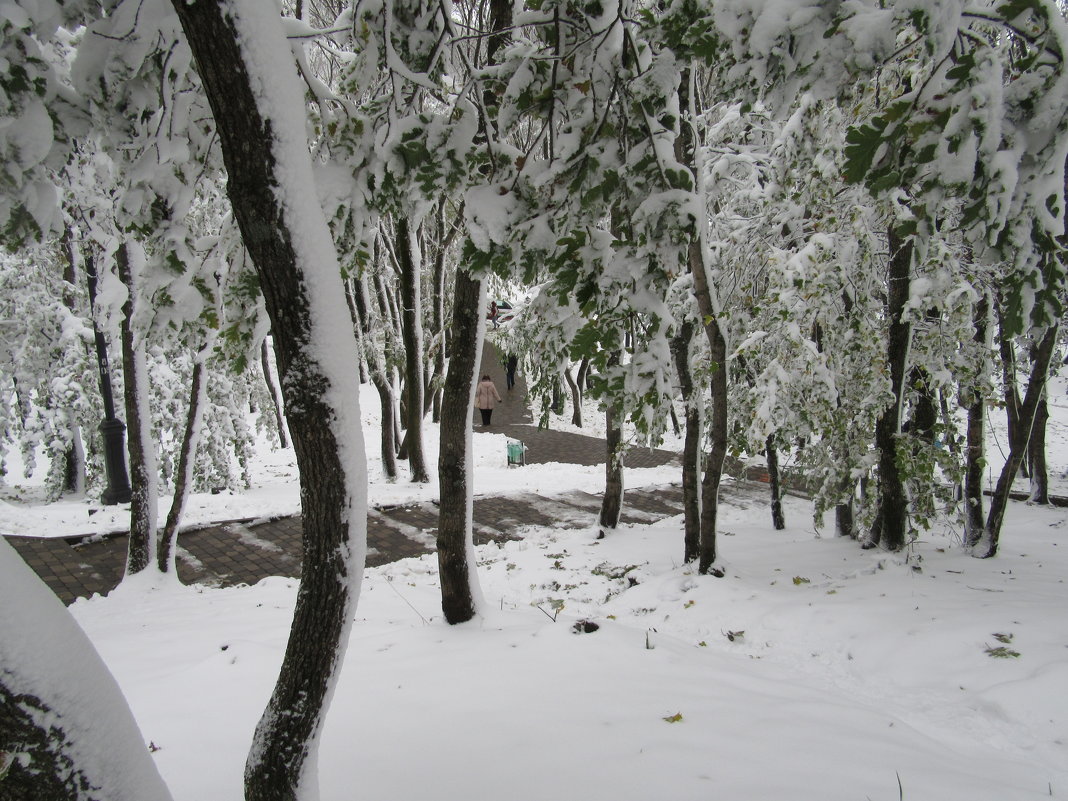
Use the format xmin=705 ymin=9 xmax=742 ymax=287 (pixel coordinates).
xmin=506 ymin=439 xmax=525 ymax=467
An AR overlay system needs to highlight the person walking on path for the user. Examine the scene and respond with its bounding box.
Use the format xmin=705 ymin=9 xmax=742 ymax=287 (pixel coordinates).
xmin=489 ymin=301 xmax=499 ymax=329
xmin=506 ymin=354 xmax=518 ymax=390
xmin=475 ymin=374 xmax=503 ymax=426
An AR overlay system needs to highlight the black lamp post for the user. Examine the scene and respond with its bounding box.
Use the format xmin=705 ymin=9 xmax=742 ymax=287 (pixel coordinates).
xmin=84 ymin=250 xmax=132 ymax=505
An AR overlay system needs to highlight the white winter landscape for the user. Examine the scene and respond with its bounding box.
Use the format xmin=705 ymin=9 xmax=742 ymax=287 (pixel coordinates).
xmin=3 ymin=382 xmax=1066 ymax=801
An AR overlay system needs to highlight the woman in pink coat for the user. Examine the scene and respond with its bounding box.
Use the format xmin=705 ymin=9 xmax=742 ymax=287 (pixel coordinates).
xmin=474 ymin=374 xmax=503 ymax=426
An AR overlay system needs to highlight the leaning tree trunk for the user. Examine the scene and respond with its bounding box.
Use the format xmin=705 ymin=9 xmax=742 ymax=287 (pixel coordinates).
xmin=260 ymin=338 xmax=288 ymax=449
xmin=437 ymin=265 xmax=485 ymax=624
xmin=980 ymin=324 xmax=1059 ymax=558
xmin=599 ymin=395 xmax=624 ymax=539
xmin=1028 ymin=393 xmax=1049 ymax=504
xmin=997 ymin=306 xmax=1029 ymax=479
xmin=159 ymin=344 xmax=212 ymax=574
xmin=396 ymin=216 xmax=430 ymax=482
xmin=172 ymin=5 xmax=369 ymax=801
xmin=116 ymin=242 xmax=159 ymax=577
xmin=871 ymin=228 xmax=912 ymax=551
xmin=671 ymin=320 xmax=701 ymax=563
xmin=0 ymin=538 xmax=174 ymax=801
xmin=766 ymin=434 xmax=786 ymax=531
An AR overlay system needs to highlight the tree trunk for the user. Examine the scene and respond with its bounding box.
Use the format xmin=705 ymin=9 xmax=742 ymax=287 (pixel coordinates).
xmin=116 ymin=242 xmax=158 ymax=577
xmin=60 ymin=230 xmax=87 ymax=495
xmin=437 ymin=266 xmax=484 ymax=624
xmin=677 ymin=68 xmax=726 ymax=573
xmin=551 ymin=376 xmax=564 ymax=415
xmin=348 ymin=275 xmax=398 ymax=479
xmin=766 ymin=434 xmax=786 ymax=530
xmin=577 ymin=355 xmax=590 ymax=394
xmin=835 ymin=498 xmax=855 ymax=538
xmin=872 ymin=228 xmax=912 ymax=551
xmin=964 ymin=293 xmax=989 ymax=545
xmin=598 ymin=393 xmax=624 ymax=538
xmin=429 ymin=198 xmax=454 ymax=423
xmin=671 ymin=321 xmax=701 ymax=562
xmin=0 ymin=539 xmax=173 ymax=801
xmin=997 ymin=308 xmax=1029 ymax=478
xmin=563 ymin=363 xmax=582 ymax=427
xmin=980 ymin=324 xmax=1059 ymax=557
xmin=172 ymin=5 xmax=368 ymax=800
xmin=159 ymin=346 xmax=211 ymax=573
xmin=260 ymin=338 xmax=288 ymax=449
xmin=1028 ymin=391 xmax=1049 ymax=504
xmin=396 ymin=216 xmax=430 ymax=482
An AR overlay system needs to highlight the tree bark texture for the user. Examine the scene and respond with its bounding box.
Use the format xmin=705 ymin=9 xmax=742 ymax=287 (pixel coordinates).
xmin=872 ymin=229 xmax=912 ymax=551
xmin=981 ymin=324 xmax=1059 ymax=557
xmin=60 ymin=230 xmax=87 ymax=495
xmin=766 ymin=435 xmax=785 ymax=531
xmin=1028 ymin=394 xmax=1049 ymax=504
xmin=677 ymin=68 xmax=727 ymax=573
xmin=348 ymin=276 xmax=397 ymax=479
xmin=172 ymin=5 xmax=366 ymax=800
xmin=997 ymin=308 xmax=1029 ymax=478
xmin=437 ymin=267 xmax=483 ymax=623
xmin=599 ymin=398 xmax=624 ymax=537
xmin=117 ymin=242 xmax=157 ymax=576
xmin=260 ymin=338 xmax=288 ymax=449
xmin=563 ymin=364 xmax=582 ymax=427
xmin=160 ymin=348 xmax=210 ymax=573
xmin=396 ymin=216 xmax=430 ymax=482
xmin=671 ymin=321 xmax=701 ymax=563
xmin=964 ymin=293 xmax=989 ymax=544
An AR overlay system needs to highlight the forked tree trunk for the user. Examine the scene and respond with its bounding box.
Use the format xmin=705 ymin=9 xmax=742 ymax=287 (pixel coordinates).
xmin=576 ymin=355 xmax=591 ymax=394
xmin=871 ymin=228 xmax=912 ymax=551
xmin=117 ymin=242 xmax=158 ymax=576
xmin=671 ymin=321 xmax=701 ymax=562
xmin=260 ymin=338 xmax=288 ymax=449
xmin=173 ymin=5 xmax=368 ymax=800
xmin=563 ymin=363 xmax=582 ymax=427
xmin=160 ymin=346 xmax=211 ymax=573
xmin=980 ymin=325 xmax=1059 ymax=558
xmin=437 ymin=266 xmax=484 ymax=623
xmin=599 ymin=396 xmax=624 ymax=538
xmin=766 ymin=434 xmax=785 ymax=530
xmin=677 ymin=68 xmax=727 ymax=573
xmin=396 ymin=216 xmax=430 ymax=482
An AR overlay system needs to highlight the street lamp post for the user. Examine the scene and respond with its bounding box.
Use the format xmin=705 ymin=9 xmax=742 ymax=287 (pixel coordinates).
xmin=84 ymin=249 xmax=132 ymax=505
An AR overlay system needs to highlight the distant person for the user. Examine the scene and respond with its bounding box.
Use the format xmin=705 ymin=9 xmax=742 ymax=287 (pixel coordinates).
xmin=475 ymin=374 xmax=502 ymax=426
xmin=489 ymin=300 xmax=499 ymax=329
xmin=506 ymin=353 xmax=518 ymax=390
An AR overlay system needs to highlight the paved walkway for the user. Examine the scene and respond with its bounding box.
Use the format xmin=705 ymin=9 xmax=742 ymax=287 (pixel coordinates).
xmin=6 ymin=340 xmax=750 ymax=606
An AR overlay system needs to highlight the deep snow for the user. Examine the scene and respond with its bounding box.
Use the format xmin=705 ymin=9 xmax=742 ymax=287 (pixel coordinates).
xmin=2 ymin=380 xmax=1067 ymax=800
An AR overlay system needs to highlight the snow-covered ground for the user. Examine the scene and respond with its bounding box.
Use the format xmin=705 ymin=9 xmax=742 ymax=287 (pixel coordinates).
xmin=3 ymin=381 xmax=1068 ymax=799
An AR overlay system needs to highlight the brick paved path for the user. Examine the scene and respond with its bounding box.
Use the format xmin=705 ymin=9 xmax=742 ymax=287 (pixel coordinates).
xmin=6 ymin=339 xmax=761 ymax=606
